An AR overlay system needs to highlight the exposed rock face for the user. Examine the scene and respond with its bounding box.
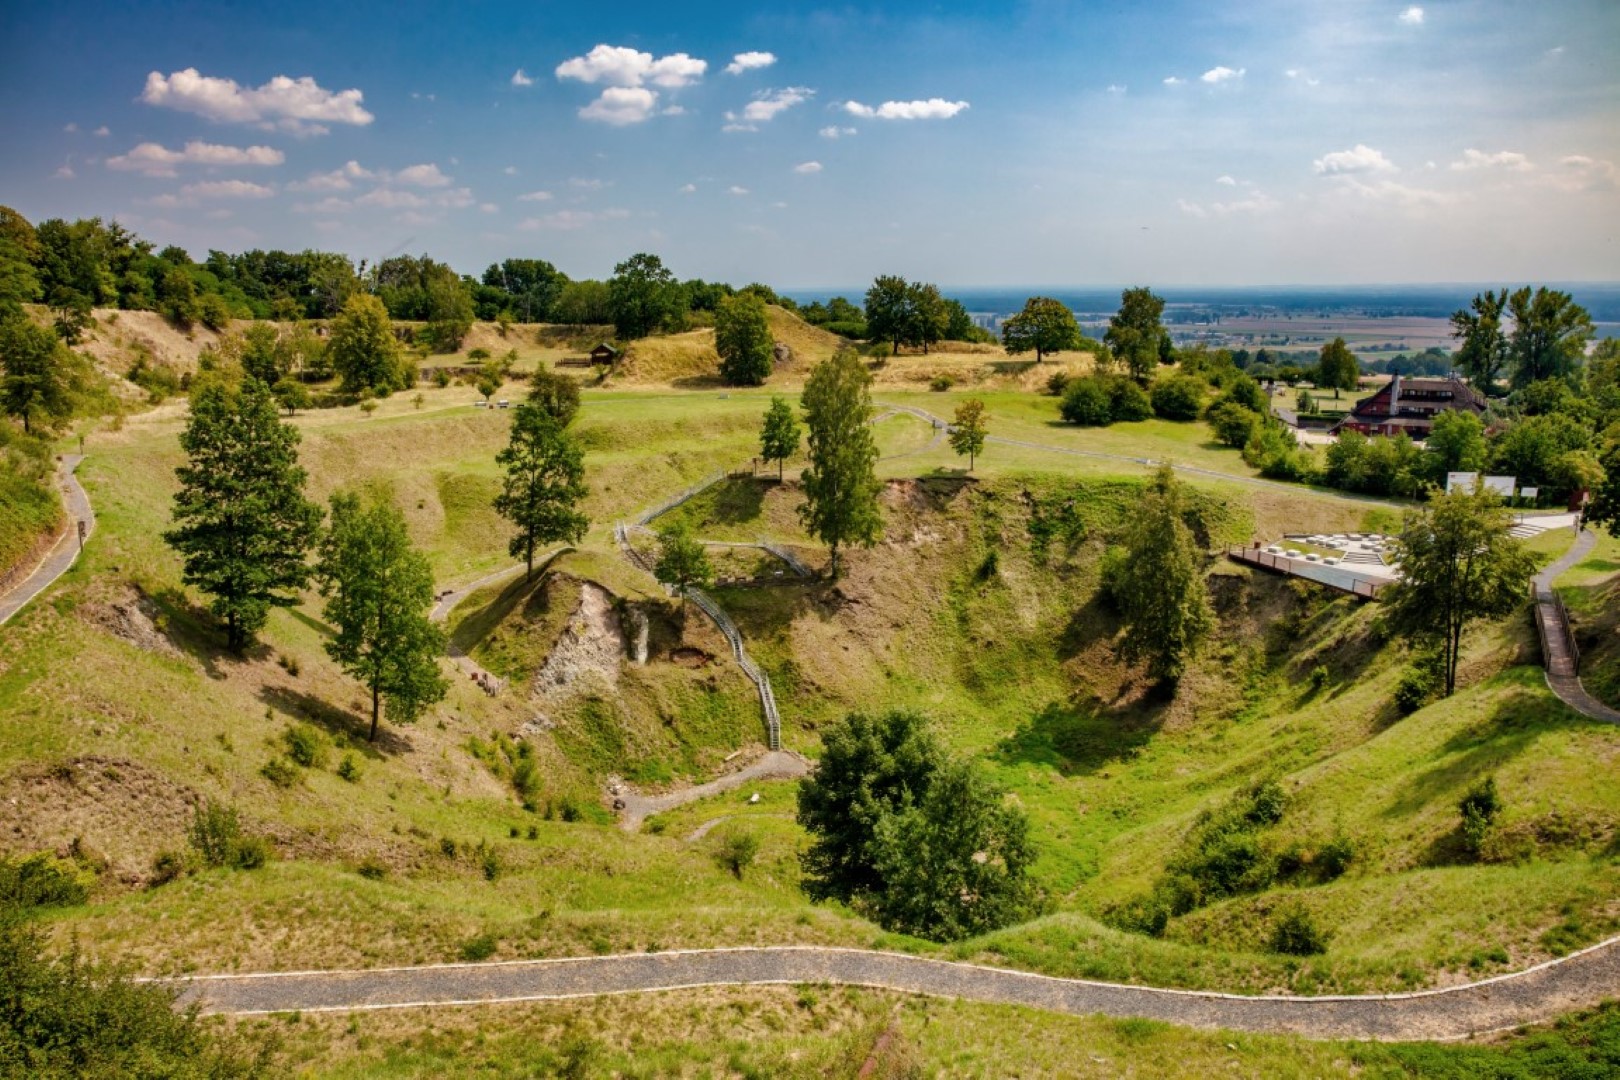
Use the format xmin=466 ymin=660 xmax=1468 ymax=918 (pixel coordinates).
xmin=523 ymin=583 xmax=625 ymax=737
xmin=772 ymin=341 xmax=793 ymax=366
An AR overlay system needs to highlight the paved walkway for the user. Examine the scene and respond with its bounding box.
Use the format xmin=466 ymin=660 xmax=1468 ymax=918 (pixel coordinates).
xmin=616 ymin=750 xmax=809 ymax=831
xmin=1533 ymin=529 xmax=1620 ymax=723
xmin=0 ymin=455 xmax=92 ymax=626
xmin=170 ymin=934 xmax=1620 ymax=1042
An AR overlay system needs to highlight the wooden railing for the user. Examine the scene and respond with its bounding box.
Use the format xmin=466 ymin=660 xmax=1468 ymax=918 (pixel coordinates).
xmin=1226 ymin=546 xmax=1387 ymax=600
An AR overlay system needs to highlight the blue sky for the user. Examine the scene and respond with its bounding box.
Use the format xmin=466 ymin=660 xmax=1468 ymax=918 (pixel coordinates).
xmin=2 ymin=0 xmax=1616 ymax=287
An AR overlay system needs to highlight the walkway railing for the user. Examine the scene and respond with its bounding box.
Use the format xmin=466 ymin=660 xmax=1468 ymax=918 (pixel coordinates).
xmin=687 ymin=587 xmax=781 ymax=750
xmin=1531 ymin=581 xmax=1581 ymax=676
xmin=634 ymin=470 xmax=728 ymax=526
xmin=1226 ymin=546 xmax=1387 ymax=600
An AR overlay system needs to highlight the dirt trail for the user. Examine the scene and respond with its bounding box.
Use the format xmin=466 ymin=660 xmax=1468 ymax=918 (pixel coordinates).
xmin=0 ymin=455 xmax=93 ymax=626
xmin=615 ymin=751 xmax=809 ymax=831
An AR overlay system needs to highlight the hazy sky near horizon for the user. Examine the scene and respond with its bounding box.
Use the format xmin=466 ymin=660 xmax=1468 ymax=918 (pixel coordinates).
xmin=2 ymin=0 xmax=1616 ymax=288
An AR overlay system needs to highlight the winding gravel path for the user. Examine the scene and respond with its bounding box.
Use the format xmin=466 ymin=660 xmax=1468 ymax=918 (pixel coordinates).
xmin=0 ymin=455 xmax=92 ymax=626
xmin=616 ymin=750 xmax=809 ymax=831
xmin=1534 ymin=529 xmax=1620 ymax=723
xmin=170 ymin=935 xmax=1620 ymax=1042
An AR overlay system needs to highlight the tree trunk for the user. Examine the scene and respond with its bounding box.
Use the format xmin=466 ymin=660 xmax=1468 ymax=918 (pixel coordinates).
xmin=779 ymin=457 xmax=784 ymax=482
xmin=369 ymin=684 xmax=380 ymax=742
xmin=525 ymin=542 xmax=534 ymax=582
xmin=892 ymin=340 xmax=899 ymax=357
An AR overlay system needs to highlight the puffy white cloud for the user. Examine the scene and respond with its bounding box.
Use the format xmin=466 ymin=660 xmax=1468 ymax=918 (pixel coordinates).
xmin=356 ymin=188 xmax=428 ymax=208
xmin=793 ymin=161 xmax=823 ymax=174
xmin=517 ymin=190 xmax=553 ymax=202
xmin=842 ymin=98 xmax=968 ymax=120
xmin=93 ymin=126 xmax=109 ymax=137
xmin=394 ymin=162 xmax=452 ymax=187
xmin=140 ymin=68 xmax=373 ymax=134
xmin=1163 ymin=76 xmax=1185 ymax=86
xmin=1216 ymin=175 xmax=1237 ymax=186
xmin=555 ymin=44 xmax=706 ymax=89
xmin=180 ymin=179 xmax=275 ymax=199
xmin=728 ymin=185 xmax=749 ymax=196
xmin=725 ymin=51 xmax=776 ymax=76
xmin=517 ymin=208 xmax=629 ymax=230
xmin=1313 ymin=144 xmax=1396 ymax=175
xmin=579 ymin=86 xmax=660 ymax=125
xmin=725 ymin=86 xmax=813 ymax=128
xmin=1201 ymin=66 xmax=1245 ymax=84
xmin=106 ymin=140 xmax=284 ymax=176
xmin=510 ymin=69 xmax=534 ymax=87
xmin=819 ymin=125 xmax=857 ymax=139
xmin=435 ymin=187 xmax=476 ymax=208
xmin=1450 ymin=148 xmax=1533 ymax=172
xmin=289 ymin=160 xmax=373 ymax=192
xmin=1398 ymin=6 xmax=1424 ymax=25
xmin=678 ymin=183 xmax=697 ymax=194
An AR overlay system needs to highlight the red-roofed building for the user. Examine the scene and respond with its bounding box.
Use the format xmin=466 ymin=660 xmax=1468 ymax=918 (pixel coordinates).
xmin=1331 ymin=374 xmax=1487 ymax=440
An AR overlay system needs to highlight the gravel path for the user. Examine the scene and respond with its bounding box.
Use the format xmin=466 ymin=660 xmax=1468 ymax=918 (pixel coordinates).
xmin=0 ymin=455 xmax=92 ymax=626
xmin=170 ymin=935 xmax=1620 ymax=1041
xmin=1533 ymin=529 xmax=1620 ymax=723
xmin=616 ymin=750 xmax=809 ymax=831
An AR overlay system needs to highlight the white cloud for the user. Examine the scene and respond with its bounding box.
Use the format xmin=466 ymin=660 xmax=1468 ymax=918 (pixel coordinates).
xmin=1176 ymin=198 xmax=1207 ymax=218
xmin=1216 ymin=175 xmax=1237 ymax=186
xmin=662 ymin=104 xmax=687 ymax=116
xmin=843 ymin=98 xmax=968 ymax=120
xmin=793 ymin=161 xmax=823 ymax=174
xmin=289 ymin=160 xmax=372 ymax=192
xmin=394 ymin=162 xmax=452 ymax=187
xmin=1201 ymin=66 xmax=1245 ymax=84
xmin=1313 ymin=144 xmax=1396 ymax=175
xmin=410 ymin=91 xmax=436 ymax=102
xmin=93 ymin=126 xmax=109 ymax=137
xmin=678 ymin=183 xmax=697 ymax=194
xmin=355 ymin=188 xmax=427 ymax=208
xmin=1337 ymin=178 xmax=1454 ymax=210
xmin=479 ymin=203 xmax=499 ymax=213
xmin=555 ymin=44 xmax=707 ymax=89
xmin=1450 ymin=148 xmax=1533 ymax=172
xmin=53 ymin=164 xmax=75 ymax=180
xmin=1105 ymin=84 xmax=1126 ymax=95
xmin=1179 ymin=192 xmax=1278 ymax=218
xmin=517 ymin=208 xmax=630 ymax=230
xmin=435 ymin=187 xmax=476 ymax=208
xmin=291 ymin=196 xmax=352 ymax=214
xmin=180 ymin=179 xmax=275 ymax=199
xmin=726 ymin=86 xmax=813 ymax=127
xmin=503 ymin=165 xmax=518 ymax=175
xmin=517 ymin=190 xmax=553 ymax=201
xmin=1284 ymin=68 xmax=1320 ymax=87
xmin=396 ymin=210 xmax=437 ymax=226
xmin=1163 ymin=76 xmax=1185 ymax=86
xmin=106 ymin=140 xmax=284 ymax=176
xmin=819 ymin=125 xmax=857 ymax=138
xmin=579 ymin=86 xmax=660 ymax=125
xmin=1550 ymin=155 xmax=1618 ymax=192
xmin=1398 ymin=6 xmax=1424 ymax=26
xmin=63 ymin=122 xmax=78 ymax=133
xmin=510 ymin=69 xmax=534 ymax=87
xmin=725 ymin=51 xmax=776 ymax=76
xmin=1546 ymin=45 xmax=1565 ymax=58
xmin=728 ymin=185 xmax=749 ymax=196
xmin=140 ymin=68 xmax=373 ymax=134
xmin=570 ymin=178 xmax=607 ymax=190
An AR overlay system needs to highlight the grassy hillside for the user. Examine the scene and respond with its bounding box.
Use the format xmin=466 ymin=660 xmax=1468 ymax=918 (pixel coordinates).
xmin=3 ymin=380 xmax=1618 ymax=1069
xmin=0 ymin=430 xmax=62 ymax=581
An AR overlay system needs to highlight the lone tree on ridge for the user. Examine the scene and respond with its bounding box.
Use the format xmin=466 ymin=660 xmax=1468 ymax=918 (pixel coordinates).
xmin=799 ymin=349 xmax=882 ymax=577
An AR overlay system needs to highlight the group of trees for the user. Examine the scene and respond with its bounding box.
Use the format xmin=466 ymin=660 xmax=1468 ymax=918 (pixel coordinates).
xmin=1452 ymin=286 xmax=1596 ymax=393
xmin=165 ymin=376 xmax=446 ymax=740
xmin=863 ymin=275 xmax=982 ymax=355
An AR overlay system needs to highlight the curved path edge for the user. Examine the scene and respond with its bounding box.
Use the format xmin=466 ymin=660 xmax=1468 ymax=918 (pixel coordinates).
xmin=1532 ymin=528 xmax=1620 ymax=723
xmin=0 ymin=454 xmax=92 ymax=627
xmin=167 ymin=936 xmax=1620 ymax=1042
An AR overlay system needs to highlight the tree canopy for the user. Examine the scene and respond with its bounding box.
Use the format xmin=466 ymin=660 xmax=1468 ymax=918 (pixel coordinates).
xmin=1507 ymin=286 xmax=1594 ymax=388
xmin=798 ymin=349 xmax=882 ymax=576
xmin=1315 ymin=337 xmax=1360 ymax=398
xmin=653 ymin=523 xmax=714 ymax=597
xmin=164 ymin=378 xmax=321 ymax=652
xmin=714 ymin=291 xmax=774 ymax=386
xmin=608 ymin=253 xmax=681 ymax=340
xmin=949 ymin=398 xmax=988 ymax=471
xmin=1105 ymin=287 xmax=1168 ymax=380
xmin=1001 ymin=296 xmax=1082 ymax=362
xmin=1106 ymin=465 xmax=1213 ymax=684
xmin=329 ymin=293 xmax=406 ymax=395
xmin=759 ymin=395 xmax=801 ymax=480
xmin=1451 ymin=289 xmax=1509 ymax=394
xmin=0 ymin=317 xmax=73 ymax=435
xmin=493 ymin=402 xmax=589 ymax=580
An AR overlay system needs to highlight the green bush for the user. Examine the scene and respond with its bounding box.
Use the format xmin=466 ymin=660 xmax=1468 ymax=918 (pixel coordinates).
xmin=1109 ymin=377 xmax=1152 ymax=421
xmin=187 ymin=800 xmax=271 ymax=871
xmin=283 ymin=724 xmax=327 ymax=769
xmin=459 ymin=934 xmax=497 ymax=962
xmin=356 ymin=857 xmax=388 ymax=881
xmin=150 ymin=850 xmax=187 ymax=887
xmin=1316 ymin=835 xmax=1356 ymax=880
xmin=259 ymin=757 xmax=299 ymax=788
xmin=1394 ymin=663 xmax=1438 ymax=715
xmin=335 ymin=753 xmax=361 ymax=783
xmin=1270 ymin=904 xmax=1329 ymax=955
xmin=714 ymin=829 xmax=760 ymax=879
xmin=0 ymin=853 xmax=91 ymax=910
xmin=1208 ymin=402 xmax=1261 ymax=449
xmin=1044 ymin=371 xmax=1071 ymax=396
xmin=1059 ymin=376 xmax=1112 ymax=426
xmin=929 ymin=375 xmax=953 ymax=392
xmin=1460 ymin=777 xmax=1502 ymax=859
xmin=1150 ymin=374 xmax=1205 ymax=421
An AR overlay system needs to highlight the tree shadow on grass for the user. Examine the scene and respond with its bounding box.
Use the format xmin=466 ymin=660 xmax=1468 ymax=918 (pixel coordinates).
xmin=257 ymin=684 xmax=412 ymax=757
xmin=704 ymin=478 xmax=767 ymax=526
xmin=997 ymin=694 xmax=1168 ymax=777
xmin=146 ymin=585 xmax=268 ymax=681
xmin=1379 ymin=686 xmax=1551 ymax=821
xmin=447 ymin=572 xmax=549 ymax=655
xmin=670 ymin=375 xmax=726 ymax=390
xmin=285 ymin=608 xmax=333 ymax=639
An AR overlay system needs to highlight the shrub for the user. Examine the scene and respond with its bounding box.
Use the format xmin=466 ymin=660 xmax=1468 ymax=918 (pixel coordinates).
xmin=356 ymin=857 xmax=388 ymax=881
xmin=1316 ymin=835 xmax=1356 ymax=880
xmin=1394 ymin=664 xmax=1438 ymax=715
xmin=0 ymin=853 xmax=91 ymax=909
xmin=1460 ymin=777 xmax=1502 ymax=859
xmin=479 ymin=842 xmax=502 ymax=882
xmin=284 ymin=724 xmax=327 ymax=769
xmin=336 ymin=753 xmax=361 ymax=783
xmin=260 ymin=757 xmax=300 ymax=788
xmin=1307 ymin=664 xmax=1330 ymax=693
xmin=1150 ymin=374 xmax=1205 ymax=421
xmin=1270 ymin=904 xmax=1329 ymax=955
xmin=149 ymin=850 xmax=187 ymax=887
xmin=929 ymin=375 xmax=953 ymax=392
xmin=230 ymin=836 xmax=271 ymax=870
xmin=715 ymin=829 xmax=760 ymax=879
xmin=1209 ymin=402 xmax=1261 ymax=449
xmin=440 ymin=837 xmax=459 ymax=859
xmin=1044 ymin=371 xmax=1071 ymax=396
xmin=1246 ymin=782 xmax=1288 ymax=826
xmin=433 ymin=368 xmax=451 ymax=388
xmin=1109 ymin=378 xmax=1152 ymax=422
xmin=1059 ymin=376 xmax=1113 ymax=426
xmin=187 ymin=800 xmax=271 ymax=870
xmin=459 ymin=934 xmax=497 ymax=962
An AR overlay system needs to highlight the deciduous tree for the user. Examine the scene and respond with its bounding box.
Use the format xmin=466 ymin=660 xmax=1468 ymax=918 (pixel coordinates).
xmin=1001 ymin=297 xmax=1082 ymax=362
xmin=1383 ymin=487 xmax=1536 ymax=697
xmin=1315 ymin=336 xmax=1360 ymax=399
xmin=864 ymin=275 xmax=914 ymax=356
xmin=608 ymin=253 xmax=681 ymax=340
xmin=164 ymin=378 xmax=321 ymax=652
xmin=759 ymin=395 xmax=801 ymax=480
xmin=1105 ymin=287 xmax=1168 ymax=381
xmin=526 ymin=367 xmax=581 ymax=427
xmin=1106 ymin=465 xmax=1213 ymax=684
xmin=493 ymin=402 xmax=589 ymax=580
xmin=715 ymin=291 xmax=774 ymax=386
xmin=799 ymin=349 xmax=882 ymax=577
xmin=0 ymin=317 xmax=73 ymax=434
xmin=949 ymin=398 xmax=987 ymax=471
xmin=315 ymin=491 xmax=448 ymax=741
xmin=1507 ymin=286 xmax=1594 ymax=388
xmin=653 ymin=523 xmax=713 ymax=597
xmin=1451 ymin=288 xmax=1509 ymax=395
xmin=329 ymin=293 xmax=405 ymax=395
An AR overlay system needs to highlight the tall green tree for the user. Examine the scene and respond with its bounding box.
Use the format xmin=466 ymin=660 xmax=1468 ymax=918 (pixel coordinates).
xmin=1316 ymin=337 xmax=1360 ymax=399
xmin=1001 ymin=296 xmax=1082 ymax=362
xmin=315 ymin=491 xmax=448 ymax=742
xmin=1107 ymin=465 xmax=1213 ymax=684
xmin=493 ymin=403 xmax=589 ymax=580
xmin=482 ymin=258 xmax=566 ymax=323
xmin=164 ymin=379 xmax=321 ymax=652
xmin=759 ymin=395 xmax=801 ymax=480
xmin=1507 ymin=286 xmax=1594 ymax=388
xmin=714 ymin=291 xmax=774 ymax=386
xmin=1451 ymin=288 xmax=1509 ymax=395
xmin=1105 ymin=287 xmax=1168 ymax=381
xmin=608 ymin=253 xmax=681 ymax=340
xmin=0 ymin=317 xmax=73 ymax=435
xmin=949 ymin=398 xmax=988 ymax=471
xmin=1421 ymin=410 xmax=1487 ymax=485
xmin=1383 ymin=487 xmax=1536 ymax=697
xmin=526 ymin=367 xmax=582 ymax=428
xmin=799 ymin=349 xmax=883 ymax=577
xmin=329 ymin=293 xmax=405 ymax=394
xmin=864 ymin=275 xmax=914 ymax=356
xmin=909 ymin=282 xmax=948 ymax=354
xmin=653 ymin=522 xmax=714 ymax=598
xmin=424 ymin=275 xmax=474 ymax=352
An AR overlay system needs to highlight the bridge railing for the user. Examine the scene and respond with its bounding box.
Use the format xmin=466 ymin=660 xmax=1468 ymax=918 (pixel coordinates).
xmin=1226 ymin=546 xmax=1387 ymax=600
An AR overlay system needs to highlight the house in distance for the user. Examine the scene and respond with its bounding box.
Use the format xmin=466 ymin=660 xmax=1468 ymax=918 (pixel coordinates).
xmin=1331 ymin=374 xmax=1488 ymax=440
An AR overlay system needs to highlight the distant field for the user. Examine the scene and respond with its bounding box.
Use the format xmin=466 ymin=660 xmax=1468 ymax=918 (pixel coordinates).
xmin=1198 ymin=315 xmax=1458 ymax=352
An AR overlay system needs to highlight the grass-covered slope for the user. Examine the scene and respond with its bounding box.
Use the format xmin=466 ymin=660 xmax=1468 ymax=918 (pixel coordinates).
xmin=0 ymin=429 xmax=62 ymax=581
